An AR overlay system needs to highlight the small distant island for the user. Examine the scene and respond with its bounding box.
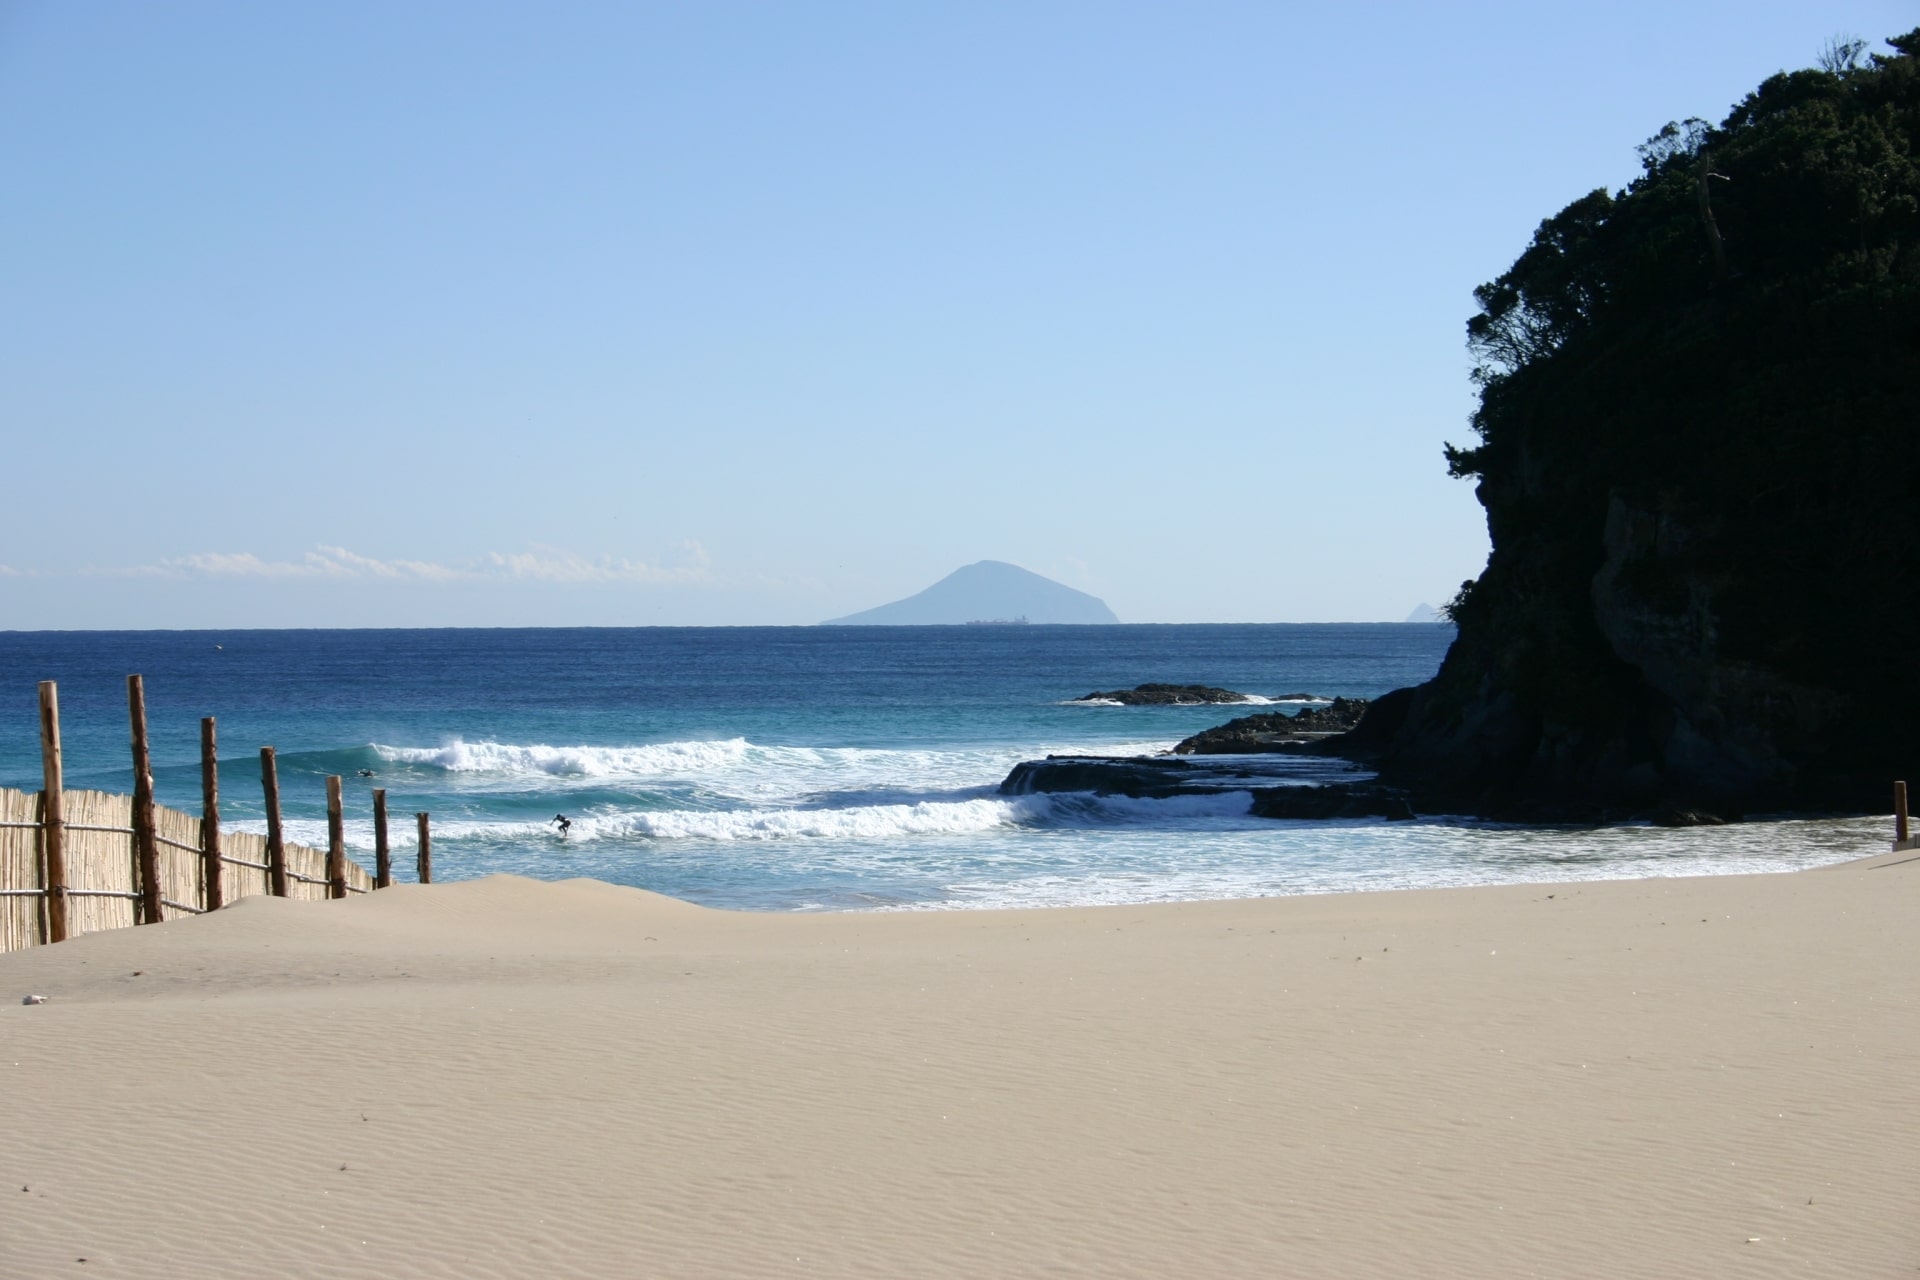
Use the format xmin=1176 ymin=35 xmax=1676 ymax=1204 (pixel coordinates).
xmin=823 ymin=561 xmax=1119 ymax=626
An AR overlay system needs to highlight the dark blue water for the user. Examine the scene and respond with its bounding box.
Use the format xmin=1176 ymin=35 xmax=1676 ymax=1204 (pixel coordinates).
xmin=0 ymin=624 xmax=1447 ymax=792
xmin=0 ymin=625 xmax=1878 ymax=909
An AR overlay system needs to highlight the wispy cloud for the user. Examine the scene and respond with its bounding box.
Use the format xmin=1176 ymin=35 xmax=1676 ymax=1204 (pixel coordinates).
xmin=92 ymin=542 xmax=712 ymax=586
xmin=308 ymin=545 xmax=470 ymax=581
xmin=487 ymin=541 xmax=711 ymax=584
xmin=0 ymin=564 xmax=27 ymax=577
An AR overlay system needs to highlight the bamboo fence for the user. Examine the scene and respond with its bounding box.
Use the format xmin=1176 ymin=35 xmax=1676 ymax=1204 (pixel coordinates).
xmin=1 ymin=676 xmax=430 ymax=955
xmin=0 ymin=785 xmax=370 ymax=953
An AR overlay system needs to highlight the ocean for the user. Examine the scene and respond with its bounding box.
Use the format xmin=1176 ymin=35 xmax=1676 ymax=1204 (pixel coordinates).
xmin=0 ymin=625 xmax=1884 ymax=910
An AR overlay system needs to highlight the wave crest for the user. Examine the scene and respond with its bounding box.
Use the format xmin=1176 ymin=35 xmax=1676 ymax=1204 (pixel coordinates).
xmin=374 ymin=738 xmax=752 ymax=777
xmin=247 ymin=788 xmax=1261 ymax=851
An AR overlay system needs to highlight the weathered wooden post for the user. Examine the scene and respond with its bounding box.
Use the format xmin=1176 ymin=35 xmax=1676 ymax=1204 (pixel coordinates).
xmin=325 ymin=775 xmax=347 ymax=900
xmin=1896 ymin=780 xmax=1910 ymax=850
xmin=127 ymin=675 xmax=163 ymax=925
xmin=201 ymin=717 xmax=223 ymax=911
xmin=261 ymin=746 xmax=288 ymax=897
xmin=415 ymin=812 xmax=432 ymax=884
xmin=372 ymin=789 xmax=392 ymax=889
xmin=37 ymin=681 xmax=69 ymax=945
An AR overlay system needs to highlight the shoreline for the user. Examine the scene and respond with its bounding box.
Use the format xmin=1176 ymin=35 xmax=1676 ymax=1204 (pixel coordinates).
xmin=4 ymin=855 xmax=1916 ymax=1277
xmin=230 ymin=807 xmax=1898 ymax=914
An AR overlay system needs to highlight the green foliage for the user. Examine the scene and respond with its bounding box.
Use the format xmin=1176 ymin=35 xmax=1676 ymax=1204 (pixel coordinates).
xmin=1454 ymin=30 xmax=1920 ymax=484
xmin=1434 ymin=579 xmax=1476 ymax=626
xmin=1819 ymin=35 xmax=1869 ymax=76
xmin=1430 ymin=29 xmax=1920 ymax=773
xmin=1634 ymin=118 xmax=1710 ymax=171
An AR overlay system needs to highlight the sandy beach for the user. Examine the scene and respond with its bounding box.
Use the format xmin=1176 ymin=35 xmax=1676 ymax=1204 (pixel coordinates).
xmin=3 ymin=853 xmax=1916 ymax=1279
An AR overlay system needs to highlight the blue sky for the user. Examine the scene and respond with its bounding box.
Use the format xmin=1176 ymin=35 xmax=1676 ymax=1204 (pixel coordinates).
xmin=1 ymin=2 xmax=1907 ymax=627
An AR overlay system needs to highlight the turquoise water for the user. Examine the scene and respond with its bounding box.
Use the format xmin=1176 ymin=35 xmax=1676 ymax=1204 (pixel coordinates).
xmin=0 ymin=625 xmax=1884 ymax=909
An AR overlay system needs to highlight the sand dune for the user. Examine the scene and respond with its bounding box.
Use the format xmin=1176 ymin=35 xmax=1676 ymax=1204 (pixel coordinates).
xmin=3 ymin=854 xmax=1916 ymax=1278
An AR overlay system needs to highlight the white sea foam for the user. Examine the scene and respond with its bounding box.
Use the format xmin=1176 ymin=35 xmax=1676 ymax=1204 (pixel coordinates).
xmin=1034 ymin=790 xmax=1260 ymax=824
xmin=897 ymin=815 xmax=1887 ymax=911
xmin=246 ymin=787 xmax=1266 ymax=853
xmin=374 ymin=738 xmax=753 ymax=776
xmin=257 ymin=800 xmax=1032 ymax=847
xmin=368 ymin=736 xmax=1191 ymax=803
xmin=614 ymin=796 xmax=1042 ymax=841
xmin=586 ymin=788 xmax=1254 ymax=842
xmin=239 ymin=805 xmax=1885 ymax=916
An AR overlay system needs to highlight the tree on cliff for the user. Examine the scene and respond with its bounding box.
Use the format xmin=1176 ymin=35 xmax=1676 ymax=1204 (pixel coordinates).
xmin=1372 ymin=31 xmax=1920 ymax=815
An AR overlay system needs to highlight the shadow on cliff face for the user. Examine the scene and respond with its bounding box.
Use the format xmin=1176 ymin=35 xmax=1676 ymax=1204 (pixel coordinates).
xmin=1335 ymin=32 xmax=1920 ymax=820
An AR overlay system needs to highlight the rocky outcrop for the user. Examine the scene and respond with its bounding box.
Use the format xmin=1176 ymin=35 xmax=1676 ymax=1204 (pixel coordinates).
xmin=1073 ymin=683 xmax=1254 ymax=706
xmin=1249 ymin=786 xmax=1415 ymax=821
xmin=999 ymin=755 xmax=1219 ymax=799
xmin=1327 ymin=39 xmax=1920 ymax=822
xmin=1171 ymin=698 xmax=1371 ymax=753
xmin=1342 ymin=441 xmax=1917 ymax=820
xmin=995 ymin=754 xmax=1415 ymax=819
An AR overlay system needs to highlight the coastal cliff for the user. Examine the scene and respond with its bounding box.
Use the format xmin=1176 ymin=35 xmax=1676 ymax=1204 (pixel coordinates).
xmin=1345 ymin=33 xmax=1920 ymax=818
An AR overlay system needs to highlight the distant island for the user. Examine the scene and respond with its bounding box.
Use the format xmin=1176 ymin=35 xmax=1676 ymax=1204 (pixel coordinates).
xmin=823 ymin=561 xmax=1119 ymax=625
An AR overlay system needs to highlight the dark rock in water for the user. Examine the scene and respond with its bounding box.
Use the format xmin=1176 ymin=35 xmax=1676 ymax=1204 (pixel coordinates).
xmin=1172 ymin=698 xmax=1372 ymax=754
xmin=1288 ymin=699 xmax=1370 ymax=732
xmin=1322 ymin=688 xmax=1414 ymax=754
xmin=1652 ymin=809 xmax=1728 ymax=828
xmin=1074 ymin=683 xmax=1251 ymax=706
xmin=1170 ymin=715 xmax=1300 ymax=754
xmin=995 ymin=753 xmax=1417 ymax=820
xmin=1249 ymin=787 xmax=1416 ymax=821
xmin=999 ymin=755 xmax=1217 ymax=798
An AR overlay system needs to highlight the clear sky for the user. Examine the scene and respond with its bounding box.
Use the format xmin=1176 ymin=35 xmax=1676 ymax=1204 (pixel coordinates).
xmin=1 ymin=2 xmax=1907 ymax=628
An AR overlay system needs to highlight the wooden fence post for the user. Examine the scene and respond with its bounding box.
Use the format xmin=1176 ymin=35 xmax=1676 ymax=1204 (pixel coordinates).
xmin=261 ymin=746 xmax=288 ymax=897
xmin=415 ymin=812 xmax=432 ymax=884
xmin=326 ymin=775 xmax=347 ymax=900
xmin=38 ymin=681 xmax=68 ymax=945
xmin=1896 ymin=780 xmax=1910 ymax=849
xmin=127 ymin=675 xmax=163 ymax=925
xmin=201 ymin=717 xmax=223 ymax=911
xmin=372 ymin=789 xmax=391 ymax=889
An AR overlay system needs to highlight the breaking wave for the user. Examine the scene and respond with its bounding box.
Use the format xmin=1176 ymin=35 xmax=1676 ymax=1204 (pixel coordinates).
xmin=375 ymin=738 xmax=754 ymax=777
xmin=367 ymin=736 xmax=1185 ymax=800
xmin=250 ymin=788 xmax=1263 ymax=852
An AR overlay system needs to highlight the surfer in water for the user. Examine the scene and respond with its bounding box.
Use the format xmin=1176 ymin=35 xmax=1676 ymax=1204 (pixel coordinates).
xmin=552 ymin=813 xmax=572 ymax=836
